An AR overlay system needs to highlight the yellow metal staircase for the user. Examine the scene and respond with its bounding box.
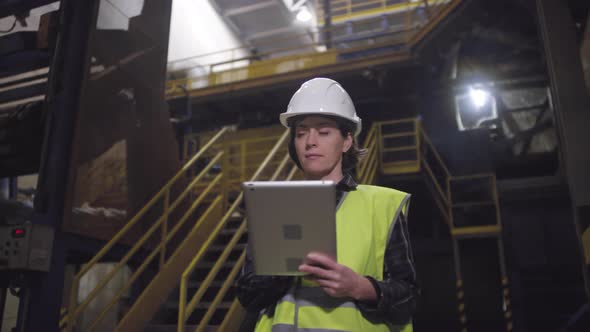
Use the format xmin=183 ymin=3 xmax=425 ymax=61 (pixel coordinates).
xmin=61 ymin=126 xmax=299 ymax=331
xmin=370 ymin=118 xmax=512 ymax=332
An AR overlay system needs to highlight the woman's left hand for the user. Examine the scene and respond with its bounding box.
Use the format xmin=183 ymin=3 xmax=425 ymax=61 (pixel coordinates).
xmin=298 ymin=252 xmax=377 ymax=301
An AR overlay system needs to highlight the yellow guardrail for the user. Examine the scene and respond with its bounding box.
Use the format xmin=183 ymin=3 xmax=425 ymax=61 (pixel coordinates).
xmin=378 ymin=117 xmax=422 ymax=175
xmin=59 ymin=307 xmax=68 ymax=331
xmin=315 ymin=0 xmax=449 ymax=25
xmin=370 ymin=117 xmax=500 ymax=233
xmin=166 ymin=0 xmax=460 ymax=97
xmin=372 ymin=117 xmax=510 ymax=331
xmin=358 ymin=122 xmax=380 ymax=184
xmin=183 ymin=127 xmax=291 ymax=201
xmin=419 ymin=121 xmax=452 ymax=222
xmin=178 ymin=129 xmax=294 ymax=332
xmin=61 ymin=127 xmax=234 ymax=331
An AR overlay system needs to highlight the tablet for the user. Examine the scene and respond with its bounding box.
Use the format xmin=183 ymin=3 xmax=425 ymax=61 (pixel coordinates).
xmin=242 ymin=180 xmax=337 ymax=276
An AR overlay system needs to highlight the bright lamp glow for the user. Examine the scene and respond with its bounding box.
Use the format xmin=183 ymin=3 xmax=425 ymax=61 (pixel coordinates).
xmin=296 ymin=7 xmax=312 ymax=22
xmin=469 ymin=88 xmax=489 ymax=109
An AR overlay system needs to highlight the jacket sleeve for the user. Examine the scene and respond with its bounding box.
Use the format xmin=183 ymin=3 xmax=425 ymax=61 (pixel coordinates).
xmin=236 ymin=249 xmax=293 ymax=312
xmin=356 ymin=212 xmax=420 ymax=325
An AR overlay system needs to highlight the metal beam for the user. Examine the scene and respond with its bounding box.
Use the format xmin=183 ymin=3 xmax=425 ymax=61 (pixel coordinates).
xmin=291 ymin=0 xmax=307 ymax=11
xmin=246 ymin=25 xmax=299 ymax=42
xmin=20 ymin=0 xmax=99 ymax=331
xmin=323 ymin=0 xmax=332 ymax=49
xmin=537 ymin=0 xmax=590 ymax=297
xmin=223 ymin=0 xmax=276 ymax=17
xmin=0 ymin=0 xmax=54 ymax=19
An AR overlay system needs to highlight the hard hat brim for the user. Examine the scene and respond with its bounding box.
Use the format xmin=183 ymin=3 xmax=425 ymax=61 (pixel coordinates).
xmin=279 ymin=111 xmax=362 ymax=137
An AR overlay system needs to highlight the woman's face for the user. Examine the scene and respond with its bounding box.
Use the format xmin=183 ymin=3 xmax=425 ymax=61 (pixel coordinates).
xmin=294 ymin=116 xmax=352 ymax=181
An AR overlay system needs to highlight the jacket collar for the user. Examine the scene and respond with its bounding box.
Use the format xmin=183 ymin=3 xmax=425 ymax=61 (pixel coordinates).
xmin=336 ymin=173 xmax=357 ymax=192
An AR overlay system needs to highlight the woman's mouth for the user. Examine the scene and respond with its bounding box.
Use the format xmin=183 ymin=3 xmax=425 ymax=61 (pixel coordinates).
xmin=305 ymin=154 xmax=322 ymax=160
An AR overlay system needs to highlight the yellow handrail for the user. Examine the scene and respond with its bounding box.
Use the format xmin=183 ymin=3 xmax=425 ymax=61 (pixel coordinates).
xmin=178 ymin=129 xmax=290 ymax=331
xmin=217 ymin=298 xmax=246 ymax=332
xmin=372 ymin=117 xmax=500 ymax=229
xmin=87 ymin=175 xmax=224 ymax=332
xmin=66 ymin=152 xmax=224 ymax=329
xmin=315 ymin=0 xmax=432 ymax=24
xmin=196 ymin=251 xmax=247 ymax=332
xmin=420 ymin=129 xmax=451 ymax=179
xmin=63 ymin=127 xmax=232 ymax=331
xmin=192 ymin=154 xmax=296 ymax=332
xmin=183 ymin=130 xmax=289 ymax=206
xmin=358 ymin=123 xmax=379 ymax=184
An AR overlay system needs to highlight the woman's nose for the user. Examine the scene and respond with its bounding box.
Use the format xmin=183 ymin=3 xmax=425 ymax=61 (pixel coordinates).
xmin=306 ymin=130 xmax=318 ymax=147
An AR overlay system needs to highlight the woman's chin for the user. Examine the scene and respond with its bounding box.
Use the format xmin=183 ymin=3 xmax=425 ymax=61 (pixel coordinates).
xmin=303 ymin=169 xmax=326 ymax=180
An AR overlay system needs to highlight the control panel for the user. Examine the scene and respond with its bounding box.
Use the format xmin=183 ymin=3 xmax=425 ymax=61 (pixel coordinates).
xmin=0 ymin=223 xmax=54 ymax=271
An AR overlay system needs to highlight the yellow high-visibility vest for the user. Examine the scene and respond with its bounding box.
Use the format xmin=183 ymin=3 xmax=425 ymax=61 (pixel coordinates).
xmin=254 ymin=185 xmax=413 ymax=332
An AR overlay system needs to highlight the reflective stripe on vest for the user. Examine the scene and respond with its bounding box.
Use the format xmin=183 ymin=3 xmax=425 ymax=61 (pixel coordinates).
xmin=255 ymin=185 xmax=412 ymax=332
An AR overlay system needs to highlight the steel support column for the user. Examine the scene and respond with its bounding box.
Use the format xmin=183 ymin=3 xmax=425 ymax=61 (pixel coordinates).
xmin=323 ymin=0 xmax=332 ymax=49
xmin=20 ymin=0 xmax=98 ymax=331
xmin=536 ymin=0 xmax=590 ymax=296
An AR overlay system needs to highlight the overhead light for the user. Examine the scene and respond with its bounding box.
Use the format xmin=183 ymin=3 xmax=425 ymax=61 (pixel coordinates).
xmin=469 ymin=87 xmax=489 ymax=110
xmin=296 ymin=7 xmax=312 ymax=22
xmin=455 ymin=86 xmax=497 ymax=131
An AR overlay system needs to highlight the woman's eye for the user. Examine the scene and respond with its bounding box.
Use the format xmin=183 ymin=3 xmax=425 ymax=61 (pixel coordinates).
xmin=319 ymin=131 xmax=329 ymax=136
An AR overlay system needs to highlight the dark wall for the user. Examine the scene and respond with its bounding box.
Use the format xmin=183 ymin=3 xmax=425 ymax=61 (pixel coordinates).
xmin=501 ymin=192 xmax=587 ymax=331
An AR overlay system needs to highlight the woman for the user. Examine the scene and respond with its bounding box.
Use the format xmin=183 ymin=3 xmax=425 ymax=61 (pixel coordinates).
xmin=237 ymin=78 xmax=418 ymax=332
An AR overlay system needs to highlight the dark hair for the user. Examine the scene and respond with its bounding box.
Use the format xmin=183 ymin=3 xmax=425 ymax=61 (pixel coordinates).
xmin=287 ymin=115 xmax=367 ymax=174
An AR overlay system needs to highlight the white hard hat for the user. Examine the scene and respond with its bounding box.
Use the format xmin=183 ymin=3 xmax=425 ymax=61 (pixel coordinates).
xmin=280 ymin=77 xmax=362 ymax=136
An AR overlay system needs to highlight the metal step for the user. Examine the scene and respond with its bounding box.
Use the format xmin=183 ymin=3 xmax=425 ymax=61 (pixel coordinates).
xmin=209 ymin=243 xmax=247 ymax=252
xmin=198 ymin=260 xmax=237 ymax=269
xmin=155 ymin=300 xmax=234 ymax=325
xmin=219 ymin=227 xmax=241 ymax=235
xmin=161 ymin=300 xmax=228 ymax=311
xmin=144 ymin=324 xmax=218 ymax=332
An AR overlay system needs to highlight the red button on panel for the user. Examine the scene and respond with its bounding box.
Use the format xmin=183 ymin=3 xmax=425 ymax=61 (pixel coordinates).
xmin=12 ymin=228 xmax=26 ymax=238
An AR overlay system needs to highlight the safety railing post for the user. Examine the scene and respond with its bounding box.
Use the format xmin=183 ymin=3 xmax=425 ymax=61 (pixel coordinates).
xmin=240 ymin=141 xmax=247 ymax=184
xmin=65 ymin=277 xmax=78 ymax=332
xmin=231 ymin=49 xmax=235 ymax=69
xmin=422 ymin=0 xmax=432 ymax=19
xmin=377 ymin=122 xmax=383 ymax=173
xmin=160 ymin=190 xmax=170 ymax=270
xmin=221 ymin=137 xmax=230 ymax=211
xmin=454 ymin=241 xmax=468 ymax=332
xmin=415 ymin=119 xmax=421 ymax=171
xmin=208 ymin=64 xmax=214 ymax=86
xmin=446 ymin=176 xmax=453 ymax=229
xmin=178 ymin=276 xmax=187 ymax=332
